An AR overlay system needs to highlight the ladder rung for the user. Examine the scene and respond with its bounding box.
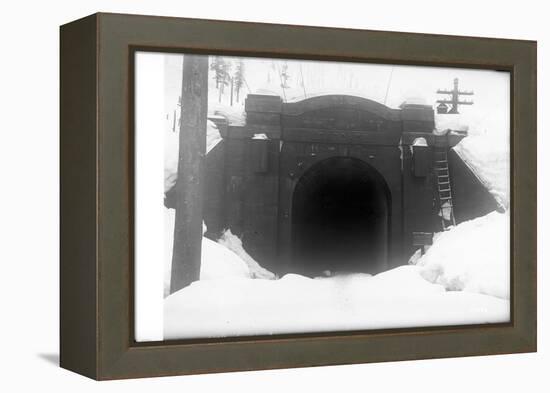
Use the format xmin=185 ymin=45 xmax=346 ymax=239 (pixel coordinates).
xmin=436 ymin=155 xmax=456 ymax=231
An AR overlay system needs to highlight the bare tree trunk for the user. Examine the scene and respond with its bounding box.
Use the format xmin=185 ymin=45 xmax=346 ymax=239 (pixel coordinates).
xmin=170 ymin=54 xmax=208 ymax=294
xmin=230 ymin=77 xmax=234 ymax=106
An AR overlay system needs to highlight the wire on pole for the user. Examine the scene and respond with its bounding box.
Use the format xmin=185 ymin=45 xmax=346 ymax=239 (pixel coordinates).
xmin=276 ymin=62 xmax=287 ymax=102
xmin=299 ymin=63 xmax=307 ymax=99
xmin=383 ymin=66 xmax=394 ymax=105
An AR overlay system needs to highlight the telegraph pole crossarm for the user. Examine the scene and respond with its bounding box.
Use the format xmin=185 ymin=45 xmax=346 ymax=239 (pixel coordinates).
xmin=435 ymin=78 xmax=474 ymax=114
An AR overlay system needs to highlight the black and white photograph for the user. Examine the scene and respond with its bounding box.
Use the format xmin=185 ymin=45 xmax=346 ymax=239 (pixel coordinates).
xmin=134 ymin=52 xmax=510 ymax=342
xmin=0 ymin=0 xmax=544 ymax=388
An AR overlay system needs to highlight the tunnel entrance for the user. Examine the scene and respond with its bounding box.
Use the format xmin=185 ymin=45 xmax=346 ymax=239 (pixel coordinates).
xmin=291 ymin=157 xmax=390 ymax=277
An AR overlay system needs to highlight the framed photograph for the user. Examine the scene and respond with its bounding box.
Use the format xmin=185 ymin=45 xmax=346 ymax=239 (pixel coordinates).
xmin=60 ymin=13 xmax=536 ymax=380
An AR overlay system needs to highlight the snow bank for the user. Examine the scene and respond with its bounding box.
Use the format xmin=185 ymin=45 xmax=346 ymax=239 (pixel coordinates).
xmin=434 ymin=108 xmax=509 ymax=137
xmin=416 ymin=211 xmax=510 ymax=300
xmin=435 ymin=113 xmax=469 ymax=134
xmin=453 ymin=135 xmax=510 ymax=208
xmin=218 ymin=229 xmax=277 ymax=280
xmin=400 ymin=96 xmax=428 ymax=105
xmin=435 ymin=110 xmax=509 ymax=209
xmin=199 ymin=237 xmax=250 ymax=281
xmin=164 ymin=127 xmax=178 ymax=193
xmin=252 ymin=133 xmax=268 ymax=140
xmin=164 ymin=209 xmax=275 ymax=296
xmin=208 ymin=101 xmax=246 ymax=126
xmin=164 ymin=209 xmax=510 ymax=339
xmin=164 ymin=265 xmax=509 ymax=339
xmin=206 ymin=121 xmax=222 ymax=153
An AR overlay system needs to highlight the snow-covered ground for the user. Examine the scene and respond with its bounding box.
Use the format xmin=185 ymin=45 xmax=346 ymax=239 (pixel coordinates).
xmin=164 ymin=208 xmax=510 ymax=339
xmin=165 ymin=263 xmax=509 ymax=340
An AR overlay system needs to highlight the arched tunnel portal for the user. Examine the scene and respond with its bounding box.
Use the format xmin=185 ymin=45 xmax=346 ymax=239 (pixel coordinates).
xmin=291 ymin=156 xmax=391 ymax=277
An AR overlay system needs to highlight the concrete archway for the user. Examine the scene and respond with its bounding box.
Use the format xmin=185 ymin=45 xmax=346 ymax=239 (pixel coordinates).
xmin=291 ymin=157 xmax=391 ymax=276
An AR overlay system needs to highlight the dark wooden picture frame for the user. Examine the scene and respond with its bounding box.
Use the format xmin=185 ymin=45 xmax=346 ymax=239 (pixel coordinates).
xmin=60 ymin=12 xmax=537 ymax=380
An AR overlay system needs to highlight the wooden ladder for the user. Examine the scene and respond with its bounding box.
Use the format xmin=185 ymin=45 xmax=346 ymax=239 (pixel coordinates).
xmin=434 ymin=147 xmax=456 ymax=231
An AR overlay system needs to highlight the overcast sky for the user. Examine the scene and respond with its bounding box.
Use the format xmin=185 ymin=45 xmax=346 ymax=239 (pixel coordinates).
xmin=158 ymin=52 xmax=509 ymax=142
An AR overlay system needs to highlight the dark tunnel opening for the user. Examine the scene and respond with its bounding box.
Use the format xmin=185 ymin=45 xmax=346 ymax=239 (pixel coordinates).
xmin=291 ymin=157 xmax=390 ymax=277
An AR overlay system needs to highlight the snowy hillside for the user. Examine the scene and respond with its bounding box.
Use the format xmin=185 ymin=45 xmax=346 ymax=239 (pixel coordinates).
xmin=453 ymin=135 xmax=510 ymax=209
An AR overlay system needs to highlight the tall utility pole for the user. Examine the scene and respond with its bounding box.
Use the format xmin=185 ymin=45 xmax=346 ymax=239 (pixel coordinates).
xmin=170 ymin=54 xmax=209 ymax=294
xmin=436 ymin=78 xmax=474 ymax=114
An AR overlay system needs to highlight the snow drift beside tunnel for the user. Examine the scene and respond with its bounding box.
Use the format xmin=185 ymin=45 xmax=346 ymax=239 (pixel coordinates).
xmin=415 ymin=211 xmax=510 ymax=300
xmin=164 ymin=208 xmax=275 ymax=296
xmin=453 ymin=135 xmax=510 ymax=209
xmin=218 ymin=229 xmax=277 ymax=280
